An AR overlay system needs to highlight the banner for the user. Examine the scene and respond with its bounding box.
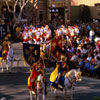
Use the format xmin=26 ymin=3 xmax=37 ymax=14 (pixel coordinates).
xmin=51 ymin=36 xmax=62 ymax=60
xmin=0 ymin=24 xmax=7 ymax=40
xmin=23 ymin=43 xmax=40 ymax=66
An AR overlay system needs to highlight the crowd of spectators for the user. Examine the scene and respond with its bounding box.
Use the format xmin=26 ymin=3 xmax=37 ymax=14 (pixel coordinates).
xmin=59 ymin=20 xmax=100 ymax=78
xmin=31 ymin=19 xmax=100 ymax=79
xmin=41 ymin=19 xmax=100 ymax=78
xmin=1 ymin=18 xmax=100 ymax=78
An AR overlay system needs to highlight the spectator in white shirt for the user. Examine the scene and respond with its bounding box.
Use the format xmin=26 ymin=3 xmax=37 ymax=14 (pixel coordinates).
xmin=89 ymin=28 xmax=95 ymax=43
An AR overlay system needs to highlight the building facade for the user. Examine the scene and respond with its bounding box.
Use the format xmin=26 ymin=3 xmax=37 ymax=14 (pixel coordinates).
xmin=0 ymin=0 xmax=100 ymax=23
xmin=70 ymin=0 xmax=100 ymax=22
xmin=71 ymin=0 xmax=100 ymax=6
xmin=48 ymin=0 xmax=100 ymax=23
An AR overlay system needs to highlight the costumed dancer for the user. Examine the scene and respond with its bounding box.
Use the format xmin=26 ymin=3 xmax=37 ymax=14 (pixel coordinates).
xmin=74 ymin=25 xmax=79 ymax=36
xmin=70 ymin=26 xmax=75 ymax=39
xmin=36 ymin=31 xmax=40 ymax=44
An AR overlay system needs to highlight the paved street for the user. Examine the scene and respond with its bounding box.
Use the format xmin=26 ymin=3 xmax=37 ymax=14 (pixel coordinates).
xmin=0 ymin=43 xmax=100 ymax=100
xmin=0 ymin=67 xmax=100 ymax=100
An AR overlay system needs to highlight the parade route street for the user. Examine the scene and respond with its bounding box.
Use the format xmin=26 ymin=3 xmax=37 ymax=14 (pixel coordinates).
xmin=0 ymin=68 xmax=100 ymax=100
xmin=0 ymin=43 xmax=100 ymax=100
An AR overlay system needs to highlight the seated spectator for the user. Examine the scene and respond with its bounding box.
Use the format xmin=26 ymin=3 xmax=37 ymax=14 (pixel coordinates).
xmin=95 ymin=56 xmax=100 ymax=68
xmin=89 ymin=63 xmax=95 ymax=76
xmin=91 ymin=55 xmax=96 ymax=64
xmin=70 ymin=52 xmax=78 ymax=62
xmin=80 ymin=45 xmax=87 ymax=57
xmin=76 ymin=49 xmax=81 ymax=58
xmin=84 ymin=58 xmax=91 ymax=73
xmin=93 ymin=56 xmax=100 ymax=77
xmin=78 ymin=58 xmax=85 ymax=72
xmin=86 ymin=53 xmax=92 ymax=62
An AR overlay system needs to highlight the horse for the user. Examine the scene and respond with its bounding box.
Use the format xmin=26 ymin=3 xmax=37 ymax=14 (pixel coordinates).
xmin=0 ymin=57 xmax=9 ymax=72
xmin=29 ymin=74 xmax=46 ymax=100
xmin=50 ymin=68 xmax=82 ymax=100
xmin=0 ymin=48 xmax=9 ymax=72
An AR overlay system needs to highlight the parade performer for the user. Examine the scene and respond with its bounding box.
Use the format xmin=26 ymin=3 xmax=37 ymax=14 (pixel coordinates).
xmin=36 ymin=59 xmax=48 ymax=95
xmin=50 ymin=55 xmax=68 ymax=89
xmin=28 ymin=63 xmax=39 ymax=94
xmin=28 ymin=58 xmax=46 ymax=94
xmin=36 ymin=59 xmax=44 ymax=75
xmin=2 ymin=41 xmax=9 ymax=60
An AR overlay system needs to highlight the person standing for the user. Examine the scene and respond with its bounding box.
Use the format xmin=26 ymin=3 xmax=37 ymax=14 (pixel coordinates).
xmin=7 ymin=43 xmax=14 ymax=73
xmin=89 ymin=28 xmax=95 ymax=43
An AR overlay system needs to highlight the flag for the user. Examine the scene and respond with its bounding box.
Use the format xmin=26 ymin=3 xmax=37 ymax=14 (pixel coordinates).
xmin=51 ymin=36 xmax=62 ymax=60
xmin=23 ymin=43 xmax=40 ymax=66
